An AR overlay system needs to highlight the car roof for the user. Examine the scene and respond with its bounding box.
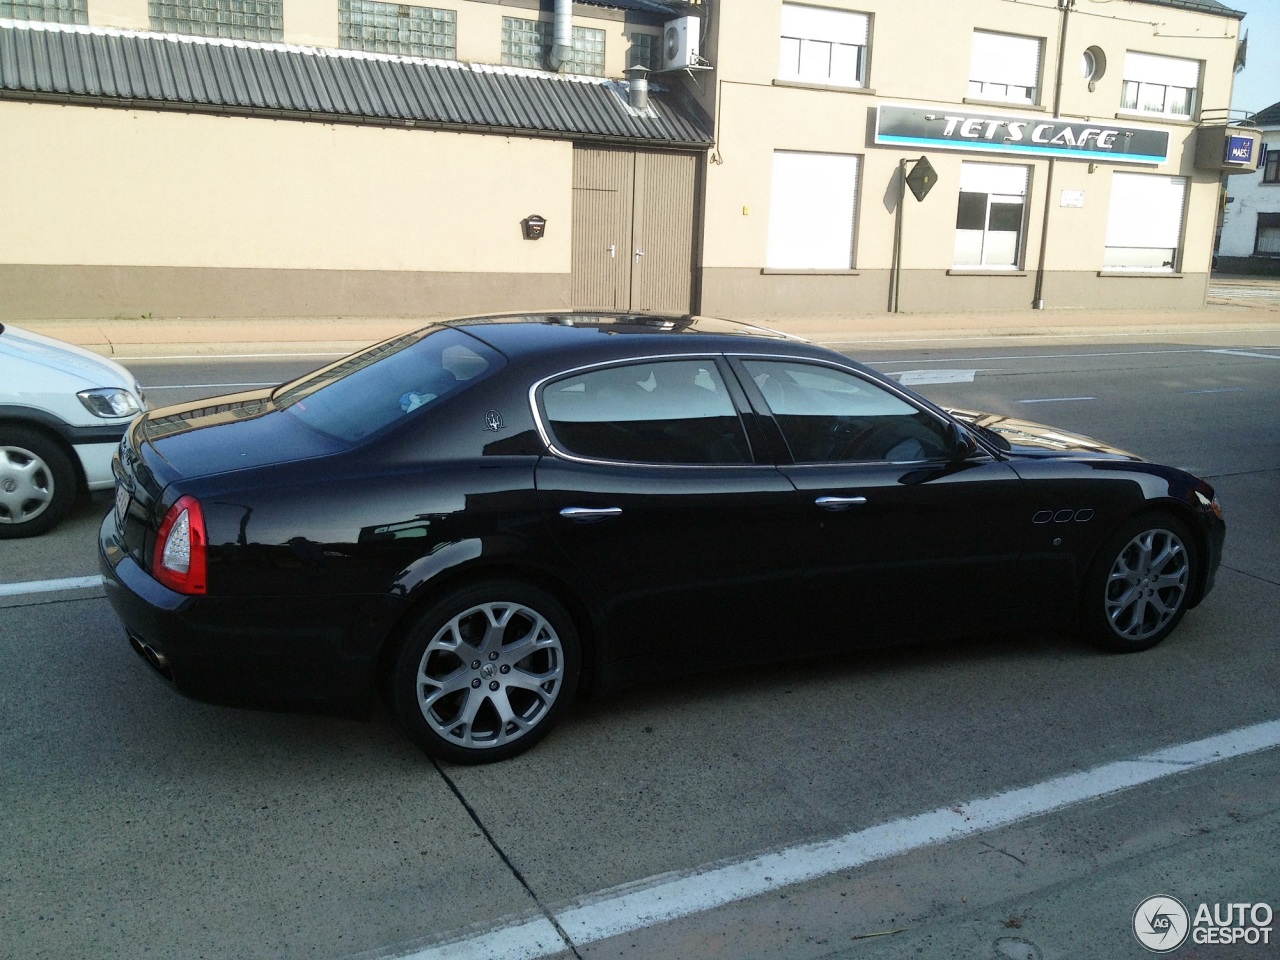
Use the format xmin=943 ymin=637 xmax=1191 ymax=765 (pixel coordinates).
xmin=441 ymin=312 xmax=825 ymax=363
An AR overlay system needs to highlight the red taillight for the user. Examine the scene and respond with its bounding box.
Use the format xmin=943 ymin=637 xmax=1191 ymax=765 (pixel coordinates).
xmin=152 ymin=495 xmax=207 ymax=595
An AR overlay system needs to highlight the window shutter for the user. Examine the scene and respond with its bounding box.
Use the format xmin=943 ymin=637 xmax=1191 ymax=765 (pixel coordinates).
xmin=970 ymin=31 xmax=1040 ymax=88
xmin=767 ymin=152 xmax=860 ymax=270
xmin=958 ymin=163 xmax=1029 ymax=197
xmin=781 ymin=4 xmax=868 ymax=45
xmin=1123 ymin=52 xmax=1200 ymax=88
xmin=1106 ymin=174 xmax=1187 ymax=249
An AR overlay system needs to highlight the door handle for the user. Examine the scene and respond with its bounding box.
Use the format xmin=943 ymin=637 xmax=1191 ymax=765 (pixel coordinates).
xmin=634 ymin=249 xmax=645 ymax=264
xmin=559 ymin=506 xmax=623 ymax=523
xmin=607 ymin=244 xmax=616 ymax=258
xmin=815 ymin=496 xmax=867 ymax=511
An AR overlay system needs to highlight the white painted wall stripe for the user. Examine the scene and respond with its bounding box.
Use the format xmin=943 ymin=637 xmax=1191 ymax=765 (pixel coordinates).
xmin=0 ymin=575 xmax=104 ymax=597
xmin=398 ymin=719 xmax=1280 ymax=960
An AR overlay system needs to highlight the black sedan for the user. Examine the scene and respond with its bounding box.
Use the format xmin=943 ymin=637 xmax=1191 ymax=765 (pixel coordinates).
xmin=99 ymin=313 xmax=1225 ymax=764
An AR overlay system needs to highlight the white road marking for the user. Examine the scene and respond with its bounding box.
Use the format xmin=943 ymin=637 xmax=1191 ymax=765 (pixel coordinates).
xmin=1209 ymin=349 xmax=1280 ymax=360
xmin=145 ymin=382 xmax=276 ymax=390
xmin=892 ymin=369 xmax=978 ymax=385
xmin=869 ymin=347 xmax=1278 ymax=365
xmin=117 ymin=351 xmax=346 ymax=361
xmin=0 ymin=575 xmax=104 ymax=597
xmin=399 ymin=720 xmax=1280 ymax=960
xmin=1182 ymin=387 xmax=1247 ymax=395
xmin=1016 ymin=397 xmax=1097 ymax=404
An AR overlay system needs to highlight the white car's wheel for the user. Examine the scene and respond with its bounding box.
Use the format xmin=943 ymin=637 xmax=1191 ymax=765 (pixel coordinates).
xmin=0 ymin=426 xmax=78 ymax=538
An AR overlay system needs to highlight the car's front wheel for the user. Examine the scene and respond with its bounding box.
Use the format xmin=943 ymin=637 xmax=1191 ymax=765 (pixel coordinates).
xmin=0 ymin=426 xmax=78 ymax=539
xmin=392 ymin=581 xmax=581 ymax=764
xmin=1081 ymin=512 xmax=1197 ymax=652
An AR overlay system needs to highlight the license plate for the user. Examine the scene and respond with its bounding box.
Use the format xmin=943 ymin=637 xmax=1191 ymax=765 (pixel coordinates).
xmin=115 ymin=484 xmax=131 ymax=522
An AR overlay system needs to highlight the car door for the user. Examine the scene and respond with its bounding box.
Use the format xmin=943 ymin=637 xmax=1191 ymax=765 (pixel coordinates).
xmin=731 ymin=356 xmax=1029 ymax=645
xmin=533 ymin=356 xmax=805 ymax=674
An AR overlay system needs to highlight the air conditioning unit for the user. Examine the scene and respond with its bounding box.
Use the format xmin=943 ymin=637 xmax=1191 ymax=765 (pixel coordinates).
xmin=661 ymin=16 xmax=699 ymax=71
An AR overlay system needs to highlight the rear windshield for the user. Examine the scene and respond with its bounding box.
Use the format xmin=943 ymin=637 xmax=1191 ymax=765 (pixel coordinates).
xmin=272 ymin=327 xmax=502 ymax=443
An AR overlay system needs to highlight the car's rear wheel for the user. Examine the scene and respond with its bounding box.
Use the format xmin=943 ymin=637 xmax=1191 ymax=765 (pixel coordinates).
xmin=1081 ymin=512 xmax=1196 ymax=652
xmin=0 ymin=426 xmax=78 ymax=539
xmin=392 ymin=581 xmax=581 ymax=764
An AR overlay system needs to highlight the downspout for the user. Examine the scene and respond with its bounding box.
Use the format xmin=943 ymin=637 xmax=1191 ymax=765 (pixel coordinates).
xmin=550 ymin=0 xmax=573 ymax=71
xmin=1033 ymin=0 xmax=1072 ymax=309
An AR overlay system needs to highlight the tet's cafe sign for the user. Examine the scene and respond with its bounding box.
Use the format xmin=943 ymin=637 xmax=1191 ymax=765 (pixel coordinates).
xmin=875 ymin=104 xmax=1170 ymax=165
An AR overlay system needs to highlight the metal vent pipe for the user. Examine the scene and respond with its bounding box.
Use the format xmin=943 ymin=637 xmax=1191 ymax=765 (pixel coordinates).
xmin=624 ymin=65 xmax=650 ymax=110
xmin=550 ymin=0 xmax=572 ymax=71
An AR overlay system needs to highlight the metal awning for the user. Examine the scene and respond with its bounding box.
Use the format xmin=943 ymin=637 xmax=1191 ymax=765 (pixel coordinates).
xmin=0 ymin=18 xmax=713 ymax=148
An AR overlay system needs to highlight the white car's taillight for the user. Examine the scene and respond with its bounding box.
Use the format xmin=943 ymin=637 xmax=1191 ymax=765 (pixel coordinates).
xmin=153 ymin=495 xmax=207 ymax=595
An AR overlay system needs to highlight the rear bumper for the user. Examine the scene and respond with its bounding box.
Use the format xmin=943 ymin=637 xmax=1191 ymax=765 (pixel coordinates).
xmin=99 ymin=514 xmax=400 ymax=718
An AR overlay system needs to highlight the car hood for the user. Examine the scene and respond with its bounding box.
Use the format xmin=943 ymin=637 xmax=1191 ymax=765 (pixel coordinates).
xmin=134 ymin=389 xmax=347 ymax=479
xmin=0 ymin=323 xmax=139 ymax=393
xmin=947 ymin=408 xmax=1142 ymax=460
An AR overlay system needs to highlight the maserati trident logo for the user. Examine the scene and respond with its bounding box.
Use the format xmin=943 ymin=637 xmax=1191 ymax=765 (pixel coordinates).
xmin=485 ymin=410 xmax=505 ymax=432
xmin=1134 ymin=895 xmax=1190 ymax=952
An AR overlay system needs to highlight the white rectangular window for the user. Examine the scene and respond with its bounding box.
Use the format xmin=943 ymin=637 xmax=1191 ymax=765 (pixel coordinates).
xmin=1254 ymin=214 xmax=1280 ymax=256
xmin=1104 ymin=173 xmax=1187 ymax=271
xmin=1120 ymin=52 xmax=1200 ymax=119
xmin=778 ymin=4 xmax=869 ymax=88
xmin=969 ymin=31 xmax=1042 ymax=105
xmin=767 ymin=151 xmax=860 ymax=270
xmin=953 ymin=163 xmax=1029 ymax=269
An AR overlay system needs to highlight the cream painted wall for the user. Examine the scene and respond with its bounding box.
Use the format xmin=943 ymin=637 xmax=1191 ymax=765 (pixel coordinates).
xmin=699 ymin=0 xmax=1239 ymax=277
xmin=89 ymin=0 xmax=148 ymax=31
xmin=286 ymin=0 xmax=340 ymax=47
xmin=0 ymin=101 xmax=572 ymax=273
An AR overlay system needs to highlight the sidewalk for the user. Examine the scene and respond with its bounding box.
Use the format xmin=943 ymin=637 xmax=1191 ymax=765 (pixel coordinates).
xmin=13 ymin=298 xmax=1280 ymax=358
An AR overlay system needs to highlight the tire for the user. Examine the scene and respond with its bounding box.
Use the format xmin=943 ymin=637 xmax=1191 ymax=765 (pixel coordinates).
xmin=0 ymin=426 xmax=79 ymax=539
xmin=1081 ymin=512 xmax=1197 ymax=653
xmin=391 ymin=581 xmax=581 ymax=764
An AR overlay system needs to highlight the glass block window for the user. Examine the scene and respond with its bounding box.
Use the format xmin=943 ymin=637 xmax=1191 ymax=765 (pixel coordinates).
xmin=340 ymin=1 xmax=456 ymax=59
xmin=0 ymin=0 xmax=87 ymax=25
xmin=501 ymin=16 xmax=605 ymax=76
xmin=628 ymin=31 xmax=659 ymax=71
xmin=150 ymin=0 xmax=283 ymax=41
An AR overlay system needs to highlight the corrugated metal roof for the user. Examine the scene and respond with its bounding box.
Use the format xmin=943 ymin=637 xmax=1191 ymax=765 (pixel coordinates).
xmin=1126 ymin=0 xmax=1245 ymax=19
xmin=580 ymin=0 xmax=679 ymax=15
xmin=0 ymin=18 xmax=712 ymax=147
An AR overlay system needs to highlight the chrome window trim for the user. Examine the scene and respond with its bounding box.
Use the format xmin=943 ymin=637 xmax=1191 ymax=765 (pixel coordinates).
xmin=528 ymin=353 xmax=765 ymax=470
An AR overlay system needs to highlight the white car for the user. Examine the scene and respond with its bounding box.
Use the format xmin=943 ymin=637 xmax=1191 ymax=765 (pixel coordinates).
xmin=0 ymin=323 xmax=146 ymax=538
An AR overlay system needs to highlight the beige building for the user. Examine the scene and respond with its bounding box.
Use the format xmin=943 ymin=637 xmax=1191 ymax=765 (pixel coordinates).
xmin=0 ymin=0 xmax=1253 ymax=320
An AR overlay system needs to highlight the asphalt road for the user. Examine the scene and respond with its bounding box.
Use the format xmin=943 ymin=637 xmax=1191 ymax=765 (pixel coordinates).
xmin=1 ymin=334 xmax=1277 ymax=960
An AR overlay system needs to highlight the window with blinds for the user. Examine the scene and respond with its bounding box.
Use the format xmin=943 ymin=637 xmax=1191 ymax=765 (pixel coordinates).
xmin=778 ymin=4 xmax=870 ymax=88
xmin=953 ymin=163 xmax=1029 ymax=269
xmin=1255 ymin=214 xmax=1280 ymax=257
xmin=1120 ymin=52 xmax=1200 ymax=119
xmin=1103 ymin=173 xmax=1187 ymax=271
xmin=766 ymin=151 xmax=860 ymax=270
xmin=969 ymin=31 xmax=1042 ymax=105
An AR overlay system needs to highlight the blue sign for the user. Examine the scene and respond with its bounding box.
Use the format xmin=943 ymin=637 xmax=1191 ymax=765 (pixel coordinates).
xmin=1226 ymin=135 xmax=1255 ymax=164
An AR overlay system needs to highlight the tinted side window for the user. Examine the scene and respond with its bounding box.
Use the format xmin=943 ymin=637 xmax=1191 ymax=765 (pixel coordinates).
xmin=274 ymin=327 xmax=499 ymax=443
xmin=542 ymin=360 xmax=751 ymax=465
xmin=742 ymin=359 xmax=950 ymax=463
